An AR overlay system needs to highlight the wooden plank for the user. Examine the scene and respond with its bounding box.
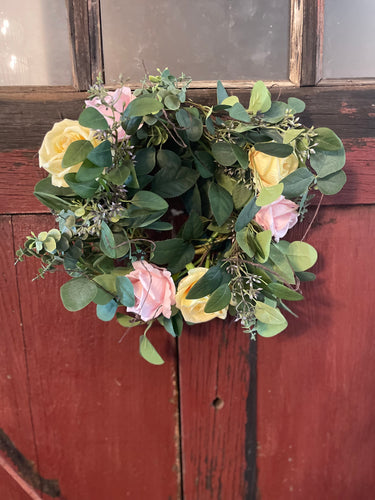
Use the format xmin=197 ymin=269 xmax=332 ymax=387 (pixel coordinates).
xmin=289 ymin=0 xmax=324 ymax=86
xmin=65 ymin=0 xmax=103 ymax=90
xmin=0 ymin=216 xmax=40 ymax=499
xmin=178 ymin=321 xmax=255 ymax=499
xmin=11 ymin=214 xmax=181 ymax=500
xmin=257 ymin=205 xmax=375 ymax=499
xmin=88 ymin=0 xmax=104 ymax=83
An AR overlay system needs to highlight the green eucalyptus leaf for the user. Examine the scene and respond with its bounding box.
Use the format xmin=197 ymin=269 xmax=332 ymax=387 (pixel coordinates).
xmin=287 ymin=97 xmax=306 ymax=114
xmin=254 ymin=142 xmax=294 ymax=158
xmin=116 ymin=275 xmax=135 ymax=307
xmin=153 ymin=166 xmax=199 ymax=198
xmin=256 ymin=184 xmax=284 ymax=206
xmin=315 ymin=128 xmax=342 ymax=152
xmin=158 ymin=312 xmax=183 ymax=337
xmin=208 ymin=182 xmax=233 ymax=226
xmin=130 ymin=191 xmax=168 ymax=211
xmin=100 ymin=221 xmax=116 ymax=258
xmin=236 ymin=227 xmax=255 ymax=258
xmin=62 ymin=140 xmax=93 ymax=168
xmin=282 ymin=168 xmax=315 ymax=198
xmin=116 ymin=313 xmax=143 ymax=327
xmin=157 ymin=149 xmax=181 ymax=169
xmin=217 ymin=80 xmax=229 ymax=104
xmin=64 ymin=173 xmax=99 ymax=198
xmin=269 ymin=245 xmax=295 ymax=284
xmin=235 ymin=197 xmax=259 ymax=232
xmin=186 ymin=265 xmax=230 ymax=300
xmin=60 ymin=277 xmax=97 ymax=312
xmin=229 ymin=102 xmax=251 ymax=123
xmin=255 ymin=301 xmax=286 ymax=324
xmin=232 ymin=183 xmax=252 ymax=210
xmin=123 ymin=96 xmax=164 ymax=118
xmin=248 ymin=81 xmax=272 ymax=114
xmin=286 ymin=241 xmax=318 ymax=271
xmin=204 ymin=283 xmax=231 ymax=313
xmin=76 ymin=158 xmax=104 ymax=182
xmin=262 ymin=101 xmax=288 ymax=124
xmin=316 ymin=170 xmax=347 ymax=195
xmin=211 ymin=142 xmax=237 ymax=166
xmin=267 ymin=283 xmax=304 ymax=301
xmin=87 ymin=140 xmax=112 ymax=168
xmin=139 ymin=335 xmax=165 ymax=365
xmin=135 ymin=148 xmax=156 ymax=175
xmin=257 ymin=319 xmax=288 ymax=337
xmin=255 ymin=230 xmax=272 ymax=263
xmin=164 ymin=94 xmax=181 ymax=110
xmin=310 ymin=146 xmax=346 ymax=178
xmin=79 ymin=107 xmax=109 ymax=130
xmin=106 ymin=161 xmax=131 ymax=185
xmin=96 ymin=299 xmax=118 ymax=321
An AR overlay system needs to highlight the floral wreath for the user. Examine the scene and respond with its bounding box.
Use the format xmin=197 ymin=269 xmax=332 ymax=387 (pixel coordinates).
xmin=17 ymin=69 xmax=346 ymax=365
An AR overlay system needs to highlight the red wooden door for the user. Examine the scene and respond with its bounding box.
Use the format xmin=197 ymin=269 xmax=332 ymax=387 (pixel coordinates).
xmin=1 ymin=86 xmax=374 ymax=499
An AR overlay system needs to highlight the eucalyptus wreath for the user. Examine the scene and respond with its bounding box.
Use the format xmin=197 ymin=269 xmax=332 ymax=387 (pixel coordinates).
xmin=17 ymin=69 xmax=346 ymax=364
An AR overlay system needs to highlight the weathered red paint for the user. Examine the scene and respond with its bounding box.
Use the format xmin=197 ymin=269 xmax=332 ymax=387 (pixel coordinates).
xmin=257 ymin=205 xmax=375 ymax=500
xmin=4 ymin=214 xmax=181 ymax=500
xmin=179 ymin=321 xmax=252 ymax=499
xmin=0 ymin=216 xmax=40 ymax=500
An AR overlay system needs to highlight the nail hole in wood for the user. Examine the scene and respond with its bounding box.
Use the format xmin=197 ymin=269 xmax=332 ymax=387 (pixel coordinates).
xmin=212 ymin=397 xmax=224 ymax=410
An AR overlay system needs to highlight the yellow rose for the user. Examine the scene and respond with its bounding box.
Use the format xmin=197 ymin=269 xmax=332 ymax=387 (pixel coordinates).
xmin=39 ymin=119 xmax=100 ymax=187
xmin=248 ymin=147 xmax=298 ymax=188
xmin=175 ymin=267 xmax=228 ymax=324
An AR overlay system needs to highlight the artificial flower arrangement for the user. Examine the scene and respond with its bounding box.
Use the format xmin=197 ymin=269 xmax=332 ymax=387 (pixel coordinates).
xmin=17 ymin=70 xmax=346 ymax=365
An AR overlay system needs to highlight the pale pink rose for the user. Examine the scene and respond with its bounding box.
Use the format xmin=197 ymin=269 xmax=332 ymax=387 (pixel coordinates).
xmin=126 ymin=260 xmax=176 ymax=322
xmin=85 ymin=86 xmax=135 ymax=140
xmin=255 ymin=195 xmax=299 ymax=242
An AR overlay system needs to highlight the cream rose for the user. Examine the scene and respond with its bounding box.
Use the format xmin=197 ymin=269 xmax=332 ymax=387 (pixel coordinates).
xmin=175 ymin=267 xmax=228 ymax=324
xmin=249 ymin=147 xmax=298 ymax=188
xmin=39 ymin=119 xmax=100 ymax=187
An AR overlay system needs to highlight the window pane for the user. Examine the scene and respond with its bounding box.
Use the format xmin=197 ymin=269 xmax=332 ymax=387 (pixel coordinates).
xmin=0 ymin=1 xmax=72 ymax=85
xmin=101 ymin=0 xmax=290 ymax=83
xmin=323 ymin=0 xmax=375 ymax=78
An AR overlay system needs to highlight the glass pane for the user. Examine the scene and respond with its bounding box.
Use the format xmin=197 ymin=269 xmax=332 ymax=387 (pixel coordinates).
xmin=0 ymin=1 xmax=72 ymax=86
xmin=323 ymin=0 xmax=375 ymax=78
xmin=101 ymin=0 xmax=290 ymax=83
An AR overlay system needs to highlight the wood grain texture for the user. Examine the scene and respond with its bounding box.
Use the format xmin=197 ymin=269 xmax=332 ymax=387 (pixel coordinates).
xmin=66 ymin=0 xmax=91 ymax=90
xmin=257 ymin=205 xmax=375 ymax=500
xmin=0 ymin=216 xmax=39 ymax=499
xmin=88 ymin=0 xmax=104 ymax=83
xmin=178 ymin=321 xmax=254 ymax=499
xmin=289 ymin=0 xmax=324 ymax=86
xmin=7 ymin=214 xmax=181 ymax=500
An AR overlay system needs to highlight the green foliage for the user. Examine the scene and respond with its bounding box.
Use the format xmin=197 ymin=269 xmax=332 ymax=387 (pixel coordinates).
xmin=248 ymin=81 xmax=272 ymax=114
xmin=123 ymin=95 xmax=164 ymax=118
xmin=204 ymin=283 xmax=231 ymax=313
xmin=62 ymin=140 xmax=93 ymax=168
xmin=256 ymin=184 xmax=284 ymax=206
xmin=254 ymin=142 xmax=294 ymax=158
xmin=208 ymin=182 xmax=233 ymax=226
xmin=60 ymin=277 xmax=97 ymax=311
xmin=79 ymin=107 xmax=109 ymax=130
xmin=286 ymin=241 xmax=317 ymax=271
xmin=139 ymin=335 xmax=165 ymax=365
xmin=21 ymin=69 xmax=346 ymax=360
xmin=186 ymin=265 xmax=230 ymax=300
